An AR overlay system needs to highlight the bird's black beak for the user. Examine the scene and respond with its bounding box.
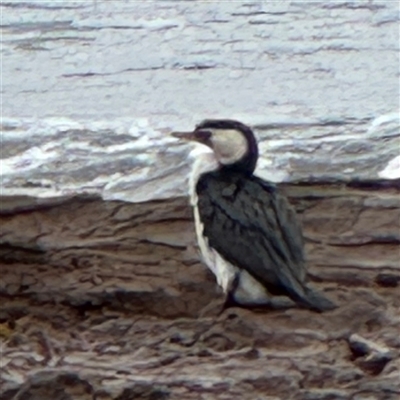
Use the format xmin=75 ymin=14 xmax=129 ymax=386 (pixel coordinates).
xmin=171 ymin=130 xmax=212 ymax=147
xmin=170 ymin=131 xmax=197 ymax=141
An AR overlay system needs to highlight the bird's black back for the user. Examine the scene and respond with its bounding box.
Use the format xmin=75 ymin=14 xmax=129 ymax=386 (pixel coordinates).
xmin=196 ymin=169 xmax=309 ymax=300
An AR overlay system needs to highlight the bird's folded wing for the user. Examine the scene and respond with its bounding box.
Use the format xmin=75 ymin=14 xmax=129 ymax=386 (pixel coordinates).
xmin=196 ymin=173 xmax=307 ymax=296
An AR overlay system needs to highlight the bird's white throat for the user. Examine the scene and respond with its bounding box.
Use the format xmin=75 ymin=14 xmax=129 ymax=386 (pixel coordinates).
xmin=188 ymin=144 xmax=218 ymax=205
xmin=188 ymin=143 xmax=213 ymax=160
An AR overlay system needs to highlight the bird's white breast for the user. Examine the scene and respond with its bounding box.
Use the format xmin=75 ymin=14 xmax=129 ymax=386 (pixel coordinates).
xmin=188 ymin=148 xmax=237 ymax=292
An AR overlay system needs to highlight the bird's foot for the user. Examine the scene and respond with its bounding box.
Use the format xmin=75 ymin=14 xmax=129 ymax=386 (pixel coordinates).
xmin=220 ymin=293 xmax=296 ymax=315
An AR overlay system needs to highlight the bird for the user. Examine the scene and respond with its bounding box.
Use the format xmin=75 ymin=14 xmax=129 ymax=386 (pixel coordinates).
xmin=171 ymin=119 xmax=336 ymax=312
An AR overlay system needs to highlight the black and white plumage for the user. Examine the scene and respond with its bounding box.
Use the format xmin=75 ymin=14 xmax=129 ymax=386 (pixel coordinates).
xmin=172 ymin=119 xmax=336 ymax=312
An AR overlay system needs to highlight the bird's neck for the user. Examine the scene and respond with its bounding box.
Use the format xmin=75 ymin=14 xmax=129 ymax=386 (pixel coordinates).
xmin=189 ymin=151 xmax=219 ymax=205
xmin=218 ymin=153 xmax=258 ymax=176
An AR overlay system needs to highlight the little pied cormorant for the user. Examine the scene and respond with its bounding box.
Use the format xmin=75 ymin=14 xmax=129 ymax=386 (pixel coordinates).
xmin=172 ymin=119 xmax=336 ymax=312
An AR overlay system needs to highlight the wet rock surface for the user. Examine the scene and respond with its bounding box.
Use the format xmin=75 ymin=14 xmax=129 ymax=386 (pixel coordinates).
xmin=1 ymin=186 xmax=399 ymax=400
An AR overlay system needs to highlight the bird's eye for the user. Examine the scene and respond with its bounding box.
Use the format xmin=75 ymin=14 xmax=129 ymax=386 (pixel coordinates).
xmin=194 ymin=130 xmax=212 ymax=142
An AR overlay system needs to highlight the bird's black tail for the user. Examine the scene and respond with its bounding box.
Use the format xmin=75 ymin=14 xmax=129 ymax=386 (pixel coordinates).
xmin=278 ymin=271 xmax=337 ymax=313
xmin=296 ymin=286 xmax=337 ymax=312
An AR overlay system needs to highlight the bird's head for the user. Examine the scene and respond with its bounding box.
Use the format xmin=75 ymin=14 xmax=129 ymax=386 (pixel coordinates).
xmin=171 ymin=119 xmax=258 ymax=174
